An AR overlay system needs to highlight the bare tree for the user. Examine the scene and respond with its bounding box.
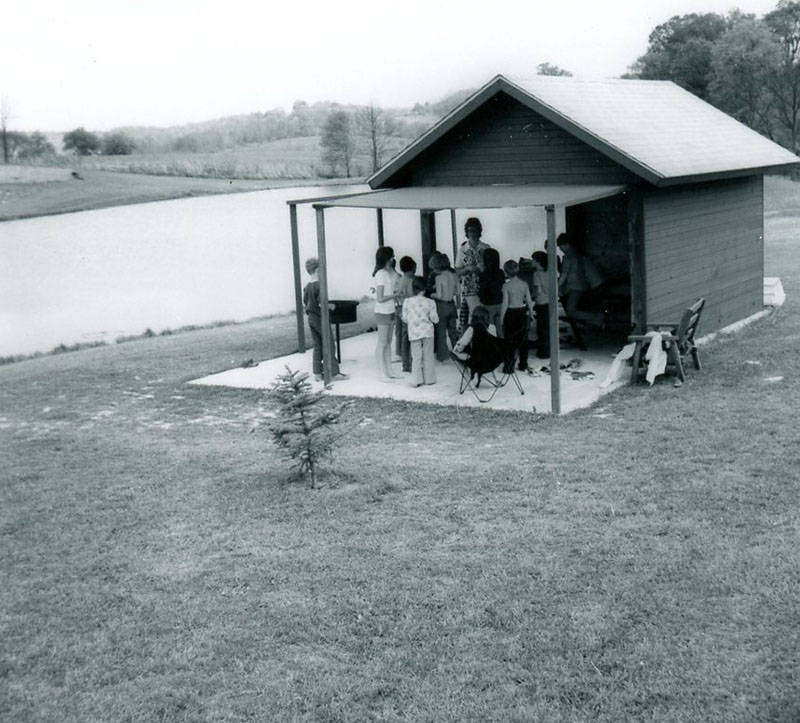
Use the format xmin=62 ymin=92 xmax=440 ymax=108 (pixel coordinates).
xmin=1 ymin=95 xmax=13 ymax=164
xmin=357 ymin=103 xmax=392 ymax=173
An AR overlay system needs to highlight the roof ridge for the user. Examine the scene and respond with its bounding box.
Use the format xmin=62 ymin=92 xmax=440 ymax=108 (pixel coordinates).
xmin=504 ymin=73 xmax=674 ymax=85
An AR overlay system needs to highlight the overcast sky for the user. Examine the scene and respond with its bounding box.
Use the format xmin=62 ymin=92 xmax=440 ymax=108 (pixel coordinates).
xmin=2 ymin=0 xmax=783 ymax=132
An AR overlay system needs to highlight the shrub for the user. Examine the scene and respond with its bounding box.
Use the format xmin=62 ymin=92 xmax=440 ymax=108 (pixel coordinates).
xmin=101 ymin=132 xmax=136 ymax=155
xmin=266 ymin=366 xmax=352 ymax=488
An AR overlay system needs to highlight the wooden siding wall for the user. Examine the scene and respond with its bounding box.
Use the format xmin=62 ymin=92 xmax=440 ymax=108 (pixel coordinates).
xmin=404 ymin=94 xmax=638 ymax=187
xmin=644 ymin=176 xmax=764 ymax=334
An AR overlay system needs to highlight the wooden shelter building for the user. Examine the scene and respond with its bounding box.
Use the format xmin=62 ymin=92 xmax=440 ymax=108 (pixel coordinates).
xmin=288 ymin=74 xmax=799 ymax=412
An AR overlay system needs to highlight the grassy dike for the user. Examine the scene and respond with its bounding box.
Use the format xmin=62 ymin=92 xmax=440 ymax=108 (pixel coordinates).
xmin=1 ymin=181 xmax=799 ymax=721
xmin=0 ymin=165 xmax=352 ymax=221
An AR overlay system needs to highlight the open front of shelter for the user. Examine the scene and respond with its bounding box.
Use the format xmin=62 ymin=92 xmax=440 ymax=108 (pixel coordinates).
xmin=285 ymin=74 xmax=798 ymax=413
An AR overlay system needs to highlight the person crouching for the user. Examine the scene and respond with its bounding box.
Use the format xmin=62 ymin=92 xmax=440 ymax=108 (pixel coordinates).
xmin=402 ymin=275 xmax=439 ymax=387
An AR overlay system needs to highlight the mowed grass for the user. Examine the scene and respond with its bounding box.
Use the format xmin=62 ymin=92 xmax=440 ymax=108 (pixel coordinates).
xmin=2 ymin=182 xmax=800 ymax=721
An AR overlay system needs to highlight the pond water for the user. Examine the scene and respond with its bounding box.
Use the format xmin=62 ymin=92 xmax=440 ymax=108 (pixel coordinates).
xmin=0 ymin=185 xmax=563 ymax=356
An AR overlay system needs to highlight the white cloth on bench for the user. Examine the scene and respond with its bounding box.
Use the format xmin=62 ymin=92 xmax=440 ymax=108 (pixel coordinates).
xmin=644 ymin=330 xmax=668 ymax=385
xmin=601 ymin=342 xmax=636 ymax=388
xmin=601 ymin=331 xmax=670 ymax=387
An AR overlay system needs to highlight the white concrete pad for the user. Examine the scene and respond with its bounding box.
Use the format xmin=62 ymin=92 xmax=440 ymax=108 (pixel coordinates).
xmin=190 ymin=331 xmax=624 ymax=414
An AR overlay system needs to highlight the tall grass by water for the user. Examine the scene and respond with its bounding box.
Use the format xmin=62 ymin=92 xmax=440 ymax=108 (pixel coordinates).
xmin=59 ymin=135 xmax=411 ymax=180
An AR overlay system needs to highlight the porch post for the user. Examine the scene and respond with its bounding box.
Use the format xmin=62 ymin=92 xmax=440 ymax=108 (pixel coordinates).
xmin=450 ymin=209 xmax=458 ymax=262
xmin=377 ymin=208 xmax=385 ymax=247
xmin=627 ymin=189 xmax=647 ymax=333
xmin=289 ymin=203 xmax=306 ymax=353
xmin=314 ymin=206 xmax=333 ymax=386
xmin=420 ymin=210 xmax=437 ymax=276
xmin=546 ymin=205 xmax=561 ymax=415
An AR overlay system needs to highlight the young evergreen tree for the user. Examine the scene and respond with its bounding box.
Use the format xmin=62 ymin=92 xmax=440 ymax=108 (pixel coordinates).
xmin=267 ymin=367 xmax=352 ymax=488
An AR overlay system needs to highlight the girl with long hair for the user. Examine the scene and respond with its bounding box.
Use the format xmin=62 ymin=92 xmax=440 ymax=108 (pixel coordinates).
xmin=372 ymin=246 xmax=404 ymax=381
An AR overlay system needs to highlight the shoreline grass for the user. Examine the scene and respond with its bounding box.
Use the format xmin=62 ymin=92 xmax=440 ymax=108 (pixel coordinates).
xmin=0 ymin=316 xmax=270 ymax=367
xmin=0 ymin=166 xmax=358 ymax=222
xmin=1 ymin=296 xmax=375 ymax=367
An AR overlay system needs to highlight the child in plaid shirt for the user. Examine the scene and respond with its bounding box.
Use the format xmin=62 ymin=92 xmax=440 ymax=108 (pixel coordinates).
xmin=401 ymin=276 xmax=439 ymax=386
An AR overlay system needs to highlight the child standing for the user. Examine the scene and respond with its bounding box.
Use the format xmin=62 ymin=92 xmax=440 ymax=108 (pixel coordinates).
xmin=500 ymin=259 xmax=535 ymax=373
xmin=373 ymin=246 xmax=403 ymax=382
xmin=532 ymin=251 xmax=551 ymax=359
xmin=478 ymin=248 xmax=506 ymax=337
xmin=402 ymin=276 xmax=439 ymax=386
xmin=430 ymin=252 xmax=460 ymax=362
xmin=396 ymin=256 xmax=417 ymax=373
xmin=303 ymin=257 xmax=349 ymax=382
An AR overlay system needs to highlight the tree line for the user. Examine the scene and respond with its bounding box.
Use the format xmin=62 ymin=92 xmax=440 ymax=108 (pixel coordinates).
xmin=625 ymin=0 xmax=800 ymax=152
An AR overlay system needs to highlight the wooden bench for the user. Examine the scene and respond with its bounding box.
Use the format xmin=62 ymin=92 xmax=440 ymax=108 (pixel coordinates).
xmin=629 ymin=298 xmax=705 ymax=383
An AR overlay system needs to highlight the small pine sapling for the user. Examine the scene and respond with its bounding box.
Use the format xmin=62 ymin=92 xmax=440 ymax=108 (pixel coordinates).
xmin=267 ymin=366 xmax=352 ymax=488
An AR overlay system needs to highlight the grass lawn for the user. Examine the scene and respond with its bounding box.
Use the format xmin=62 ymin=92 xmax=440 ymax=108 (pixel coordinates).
xmin=2 ymin=182 xmax=800 ymax=721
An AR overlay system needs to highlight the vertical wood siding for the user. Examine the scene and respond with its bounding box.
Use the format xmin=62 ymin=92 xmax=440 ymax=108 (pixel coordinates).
xmin=404 ymin=94 xmax=637 ymax=187
xmin=644 ymin=176 xmax=763 ymax=334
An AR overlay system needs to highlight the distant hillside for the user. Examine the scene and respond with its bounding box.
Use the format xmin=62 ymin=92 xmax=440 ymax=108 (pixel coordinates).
xmin=35 ymin=87 xmax=476 ymax=181
xmin=107 ymin=88 xmax=475 ymax=156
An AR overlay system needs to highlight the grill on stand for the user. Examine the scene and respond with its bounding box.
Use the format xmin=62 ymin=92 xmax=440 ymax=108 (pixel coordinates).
xmin=328 ymin=300 xmax=360 ymax=363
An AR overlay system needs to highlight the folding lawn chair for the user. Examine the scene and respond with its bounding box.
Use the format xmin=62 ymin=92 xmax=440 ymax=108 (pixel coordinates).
xmin=629 ymin=297 xmax=705 ymax=383
xmin=450 ymin=331 xmax=525 ymax=403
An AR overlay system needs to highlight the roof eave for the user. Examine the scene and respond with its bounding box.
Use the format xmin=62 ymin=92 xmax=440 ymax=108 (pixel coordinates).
xmin=366 ymin=75 xmax=508 ymax=189
xmin=651 ymin=162 xmax=800 ymax=187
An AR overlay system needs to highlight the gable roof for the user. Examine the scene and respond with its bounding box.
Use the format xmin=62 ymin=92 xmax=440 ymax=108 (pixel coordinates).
xmin=368 ymin=74 xmax=800 ymax=188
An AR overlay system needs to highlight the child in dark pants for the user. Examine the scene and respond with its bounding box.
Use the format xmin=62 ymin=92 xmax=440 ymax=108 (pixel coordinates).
xmin=396 ymin=256 xmax=417 ymax=373
xmin=303 ymin=257 xmax=349 ymax=382
xmin=532 ymin=251 xmax=551 ymax=359
xmin=430 ymin=252 xmax=460 ymax=361
xmin=500 ymin=259 xmax=535 ymax=373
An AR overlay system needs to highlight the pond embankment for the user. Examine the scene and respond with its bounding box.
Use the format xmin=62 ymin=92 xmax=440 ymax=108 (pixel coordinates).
xmin=0 ymin=165 xmax=353 ymax=221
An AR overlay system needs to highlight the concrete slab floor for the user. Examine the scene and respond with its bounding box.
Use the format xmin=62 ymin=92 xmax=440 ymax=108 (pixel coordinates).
xmin=191 ymin=331 xmax=627 ymax=414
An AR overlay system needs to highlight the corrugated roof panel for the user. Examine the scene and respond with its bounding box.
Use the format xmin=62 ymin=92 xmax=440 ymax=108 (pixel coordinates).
xmin=506 ymin=75 xmax=799 ymax=181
